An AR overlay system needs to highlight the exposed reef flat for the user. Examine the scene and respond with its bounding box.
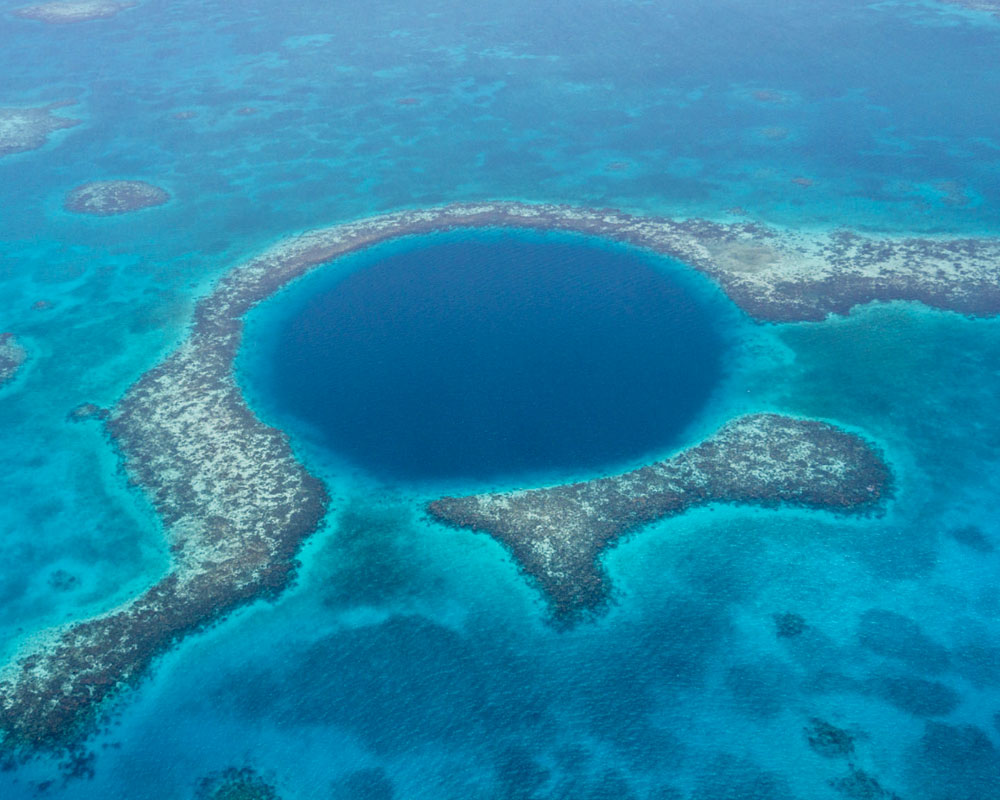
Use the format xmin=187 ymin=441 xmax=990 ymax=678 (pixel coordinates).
xmin=429 ymin=414 xmax=890 ymax=620
xmin=0 ymin=334 xmax=27 ymax=386
xmin=0 ymin=200 xmax=974 ymax=753
xmin=181 ymin=202 xmax=1000 ymax=323
xmin=0 ymin=101 xmax=79 ymax=158
xmin=64 ymin=180 xmax=169 ymax=216
xmin=13 ymin=1 xmax=134 ymax=23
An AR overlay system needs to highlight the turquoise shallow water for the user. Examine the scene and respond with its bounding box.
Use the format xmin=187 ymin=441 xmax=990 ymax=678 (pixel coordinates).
xmin=2 ymin=0 xmax=1000 ymax=797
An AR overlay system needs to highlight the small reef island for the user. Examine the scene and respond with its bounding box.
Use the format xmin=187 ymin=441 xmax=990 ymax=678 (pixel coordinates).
xmin=0 ymin=101 xmax=79 ymax=158
xmin=64 ymin=180 xmax=169 ymax=216
xmin=0 ymin=334 xmax=27 ymax=387
xmin=429 ymin=414 xmax=890 ymax=621
xmin=12 ymin=1 xmax=134 ymax=24
xmin=4 ymin=201 xmax=1000 ymax=755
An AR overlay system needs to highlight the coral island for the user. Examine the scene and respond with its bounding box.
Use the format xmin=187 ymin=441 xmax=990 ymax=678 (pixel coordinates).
xmin=13 ymin=1 xmax=134 ymax=24
xmin=0 ymin=334 xmax=27 ymax=387
xmin=64 ymin=180 xmax=169 ymax=216
xmin=429 ymin=413 xmax=890 ymax=619
xmin=3 ymin=199 xmax=990 ymax=753
xmin=0 ymin=101 xmax=80 ymax=158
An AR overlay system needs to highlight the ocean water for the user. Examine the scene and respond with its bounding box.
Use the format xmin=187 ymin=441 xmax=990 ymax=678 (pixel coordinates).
xmin=240 ymin=229 xmax=731 ymax=486
xmin=1 ymin=0 xmax=999 ymax=798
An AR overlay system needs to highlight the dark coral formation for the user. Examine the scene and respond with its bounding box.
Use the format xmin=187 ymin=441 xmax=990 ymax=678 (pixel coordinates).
xmin=429 ymin=413 xmax=890 ymax=619
xmin=830 ymin=768 xmax=902 ymax=800
xmin=197 ymin=767 xmax=280 ymax=800
xmin=947 ymin=523 xmax=994 ymax=553
xmin=0 ymin=333 xmax=27 ymax=386
xmin=12 ymin=1 xmax=134 ymax=23
xmin=330 ymin=767 xmax=395 ymax=800
xmin=857 ymin=609 xmax=950 ymax=674
xmin=866 ymin=675 xmax=959 ymax=717
xmin=773 ymin=612 xmax=807 ymax=639
xmin=64 ymin=180 xmax=169 ymax=216
xmin=0 ymin=101 xmax=79 ymax=158
xmin=805 ymin=718 xmax=855 ymax=759
xmin=907 ymin=722 xmax=1000 ymax=800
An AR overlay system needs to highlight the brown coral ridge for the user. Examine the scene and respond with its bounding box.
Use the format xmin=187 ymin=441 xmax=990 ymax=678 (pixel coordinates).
xmin=64 ymin=180 xmax=169 ymax=216
xmin=0 ymin=101 xmax=80 ymax=158
xmin=428 ymin=414 xmax=890 ymax=621
xmin=0 ymin=333 xmax=27 ymax=386
xmin=13 ymin=1 xmax=135 ymax=23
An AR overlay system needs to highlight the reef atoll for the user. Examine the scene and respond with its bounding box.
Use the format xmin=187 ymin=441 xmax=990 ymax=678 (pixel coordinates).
xmin=4 ymin=200 xmax=994 ymax=754
xmin=429 ymin=414 xmax=889 ymax=619
xmin=13 ymin=1 xmax=134 ymax=24
xmin=64 ymin=180 xmax=169 ymax=216
xmin=0 ymin=101 xmax=79 ymax=158
xmin=0 ymin=334 xmax=27 ymax=387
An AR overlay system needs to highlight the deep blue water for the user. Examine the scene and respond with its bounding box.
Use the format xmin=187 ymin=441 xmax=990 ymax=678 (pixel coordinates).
xmin=2 ymin=0 xmax=1000 ymax=798
xmin=253 ymin=231 xmax=726 ymax=483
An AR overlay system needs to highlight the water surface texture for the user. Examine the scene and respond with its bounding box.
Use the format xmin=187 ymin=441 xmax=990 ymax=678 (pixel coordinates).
xmin=247 ymin=230 xmax=727 ymax=484
xmin=2 ymin=0 xmax=1000 ymax=798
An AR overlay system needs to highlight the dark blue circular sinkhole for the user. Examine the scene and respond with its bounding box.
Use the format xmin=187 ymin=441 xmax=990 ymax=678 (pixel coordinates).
xmin=247 ymin=230 xmax=729 ymax=484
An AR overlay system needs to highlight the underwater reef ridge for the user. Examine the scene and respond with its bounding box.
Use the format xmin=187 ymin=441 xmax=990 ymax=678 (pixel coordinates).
xmin=0 ymin=200 xmax=980 ymax=753
xmin=428 ymin=413 xmax=891 ymax=621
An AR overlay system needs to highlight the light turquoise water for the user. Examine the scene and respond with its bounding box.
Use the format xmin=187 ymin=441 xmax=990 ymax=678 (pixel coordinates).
xmin=2 ymin=0 xmax=999 ymax=797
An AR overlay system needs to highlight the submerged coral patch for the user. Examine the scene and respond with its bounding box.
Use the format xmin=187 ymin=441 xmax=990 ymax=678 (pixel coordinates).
xmin=13 ymin=1 xmax=134 ymax=23
xmin=0 ymin=102 xmax=80 ymax=158
xmin=0 ymin=334 xmax=27 ymax=386
xmin=64 ymin=180 xmax=169 ymax=215
xmin=197 ymin=767 xmax=280 ymax=800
